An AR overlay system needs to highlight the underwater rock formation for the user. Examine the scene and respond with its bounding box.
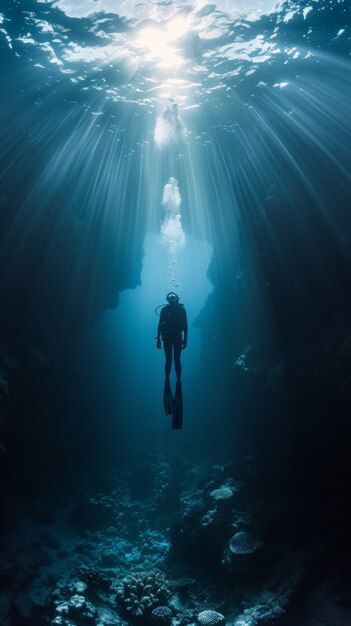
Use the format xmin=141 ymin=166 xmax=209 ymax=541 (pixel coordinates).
xmin=232 ymin=583 xmax=297 ymax=626
xmin=1 ymin=453 xmax=349 ymax=626
xmin=171 ymin=467 xmax=247 ymax=566
xmin=71 ymin=495 xmax=117 ymax=531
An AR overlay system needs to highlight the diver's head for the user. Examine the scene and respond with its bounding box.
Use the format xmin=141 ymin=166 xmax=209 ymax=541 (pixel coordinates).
xmin=166 ymin=292 xmax=179 ymax=305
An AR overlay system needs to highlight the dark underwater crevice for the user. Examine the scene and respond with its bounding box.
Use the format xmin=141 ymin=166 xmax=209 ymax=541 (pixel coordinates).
xmin=0 ymin=110 xmax=145 ymax=492
xmin=194 ymin=162 xmax=351 ymax=568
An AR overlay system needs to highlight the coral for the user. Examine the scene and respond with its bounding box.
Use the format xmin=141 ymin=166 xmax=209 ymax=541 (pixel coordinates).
xmin=180 ymin=491 xmax=205 ymax=521
xmin=47 ymin=581 xmax=87 ymax=611
xmin=172 ymin=472 xmax=246 ymax=566
xmin=151 ymin=605 xmax=173 ymax=625
xmin=209 ymin=487 xmax=234 ymax=502
xmin=201 ymin=480 xmax=238 ymax=528
xmin=200 ymin=508 xmax=217 ymax=529
xmin=116 ymin=570 xmax=169 ymax=617
xmin=76 ymin=566 xmax=111 ymax=592
xmin=197 ymin=610 xmax=226 ymax=626
xmin=51 ymin=594 xmax=97 ymax=625
xmin=228 ymin=532 xmax=263 ymax=556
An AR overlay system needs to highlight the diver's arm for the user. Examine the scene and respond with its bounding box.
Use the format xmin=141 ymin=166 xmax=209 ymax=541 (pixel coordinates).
xmin=158 ymin=307 xmax=166 ymax=340
xmin=182 ymin=309 xmax=188 ymax=348
xmin=156 ymin=312 xmax=163 ymax=349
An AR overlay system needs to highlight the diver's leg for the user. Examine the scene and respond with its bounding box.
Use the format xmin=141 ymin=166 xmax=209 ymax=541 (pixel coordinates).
xmin=174 ymin=334 xmax=182 ymax=383
xmin=163 ymin=337 xmax=172 ymax=380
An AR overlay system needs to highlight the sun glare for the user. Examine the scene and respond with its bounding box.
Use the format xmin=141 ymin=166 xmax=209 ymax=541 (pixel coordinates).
xmin=135 ymin=17 xmax=189 ymax=69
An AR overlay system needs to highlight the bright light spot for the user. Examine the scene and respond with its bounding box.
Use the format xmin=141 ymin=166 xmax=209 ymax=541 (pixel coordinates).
xmin=283 ymin=10 xmax=296 ymax=23
xmin=135 ymin=17 xmax=189 ymax=69
xmin=167 ymin=17 xmax=189 ymax=39
xmin=303 ymin=7 xmax=313 ymax=19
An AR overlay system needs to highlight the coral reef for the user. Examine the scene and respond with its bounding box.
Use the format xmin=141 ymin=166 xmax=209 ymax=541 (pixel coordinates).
xmin=1 ymin=453 xmax=347 ymax=626
xmin=197 ymin=610 xmax=226 ymax=626
xmin=76 ymin=566 xmax=111 ymax=592
xmin=171 ymin=468 xmax=248 ymax=566
xmin=116 ymin=570 xmax=169 ymax=617
xmin=151 ymin=605 xmax=173 ymax=625
xmin=50 ymin=594 xmax=97 ymax=626
xmin=209 ymin=486 xmax=235 ymax=503
xmin=228 ymin=533 xmax=263 ymax=556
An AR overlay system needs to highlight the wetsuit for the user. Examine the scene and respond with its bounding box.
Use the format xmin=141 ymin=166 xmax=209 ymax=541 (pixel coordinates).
xmin=157 ymin=303 xmax=188 ymax=382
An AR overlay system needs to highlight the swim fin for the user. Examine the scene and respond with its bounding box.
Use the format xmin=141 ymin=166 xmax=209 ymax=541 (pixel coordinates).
xmin=163 ymin=379 xmax=173 ymax=416
xmin=172 ymin=381 xmax=183 ymax=430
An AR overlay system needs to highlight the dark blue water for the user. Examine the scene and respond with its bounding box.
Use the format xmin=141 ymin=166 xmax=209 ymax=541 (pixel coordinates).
xmin=1 ymin=1 xmax=351 ymax=625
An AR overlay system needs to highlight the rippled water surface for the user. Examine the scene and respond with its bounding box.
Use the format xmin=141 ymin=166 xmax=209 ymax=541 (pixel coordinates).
xmin=2 ymin=1 xmax=350 ymax=110
xmin=2 ymin=1 xmax=350 ymax=264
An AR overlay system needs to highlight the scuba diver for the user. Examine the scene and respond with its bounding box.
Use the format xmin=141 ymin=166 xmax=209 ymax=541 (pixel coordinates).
xmin=156 ymin=292 xmax=188 ymax=429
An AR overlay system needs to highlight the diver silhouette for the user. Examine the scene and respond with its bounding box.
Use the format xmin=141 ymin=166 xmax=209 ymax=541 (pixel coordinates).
xmin=156 ymin=292 xmax=188 ymax=381
xmin=156 ymin=292 xmax=188 ymax=428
